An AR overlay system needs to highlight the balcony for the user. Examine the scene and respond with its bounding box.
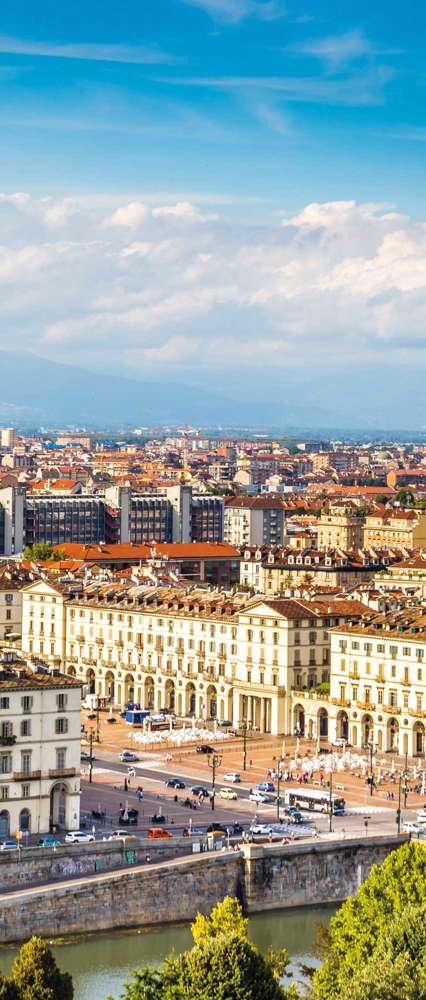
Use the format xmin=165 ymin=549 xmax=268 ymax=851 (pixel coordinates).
xmin=382 ymin=705 xmax=401 ymax=715
xmin=13 ymin=770 xmax=41 ymax=781
xmin=409 ymin=708 xmax=426 ymax=719
xmin=331 ymin=697 xmax=351 ymax=708
xmin=0 ymin=735 xmax=16 ymax=747
xmin=48 ymin=767 xmax=76 ymax=778
xmin=356 ymin=701 xmax=376 ymax=712
xmin=349 ymin=672 xmax=360 ymax=680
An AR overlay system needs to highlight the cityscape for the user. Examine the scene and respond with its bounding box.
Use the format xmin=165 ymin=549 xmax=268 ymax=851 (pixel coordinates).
xmin=0 ymin=0 xmax=425 ymax=997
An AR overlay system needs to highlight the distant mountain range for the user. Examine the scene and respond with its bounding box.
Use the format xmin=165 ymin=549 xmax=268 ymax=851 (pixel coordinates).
xmin=0 ymin=350 xmax=424 ymax=435
xmin=0 ymin=351 xmax=329 ymax=430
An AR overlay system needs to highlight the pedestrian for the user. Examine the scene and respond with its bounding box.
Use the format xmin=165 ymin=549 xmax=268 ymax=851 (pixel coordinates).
xmin=145 ymin=853 xmax=151 ymax=864
xmin=124 ymin=778 xmax=128 ymax=792
xmin=249 ymin=759 xmax=253 ymax=768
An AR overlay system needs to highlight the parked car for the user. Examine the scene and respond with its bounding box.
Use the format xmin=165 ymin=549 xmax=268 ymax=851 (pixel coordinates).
xmin=80 ymin=750 xmax=94 ymax=762
xmin=249 ymin=790 xmax=273 ymax=804
xmin=38 ymin=836 xmax=61 ymax=847
xmin=250 ymin=823 xmax=274 ymax=836
xmin=332 ymin=738 xmax=348 ymax=748
xmin=182 ymin=826 xmax=204 ymax=837
xmin=119 ymin=750 xmax=139 ymax=763
xmin=65 ymin=831 xmax=95 ymax=844
xmin=196 ymin=745 xmax=215 ymax=754
xmin=219 ymin=787 xmax=238 ymax=801
xmin=191 ymin=785 xmax=209 ymax=797
xmin=108 ymin=830 xmax=137 ymax=840
xmin=147 ymin=827 xmax=173 ymax=839
xmin=230 ymin=822 xmax=244 ymax=836
xmin=256 ymin=781 xmax=275 ymax=793
xmin=223 ymin=772 xmax=241 ymax=783
xmin=0 ymin=841 xmax=18 ymax=851
xmin=119 ymin=808 xmax=139 ymax=826
xmin=416 ymin=809 xmax=426 ymax=824
xmin=207 ymin=823 xmax=227 ymax=835
xmin=165 ymin=778 xmax=186 ymax=789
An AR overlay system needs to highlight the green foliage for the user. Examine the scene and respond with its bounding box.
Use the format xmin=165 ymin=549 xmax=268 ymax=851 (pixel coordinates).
xmin=337 ymin=902 xmax=426 ymax=1000
xmin=23 ymin=543 xmax=66 ymax=562
xmin=118 ymin=897 xmax=296 ymax=1000
xmin=313 ymin=841 xmax=426 ymax=1000
xmin=0 ymin=976 xmax=19 ymax=1000
xmin=191 ymin=896 xmax=248 ymax=945
xmin=11 ymin=937 xmax=73 ymax=1000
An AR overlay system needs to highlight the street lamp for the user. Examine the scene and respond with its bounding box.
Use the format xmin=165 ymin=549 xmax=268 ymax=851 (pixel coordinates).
xmin=276 ymin=768 xmax=281 ymax=821
xmin=363 ymin=740 xmax=377 ymax=798
xmin=328 ymin=768 xmax=333 ymax=833
xmin=239 ymin=720 xmax=250 ymax=772
xmin=207 ymin=752 xmax=222 ymax=811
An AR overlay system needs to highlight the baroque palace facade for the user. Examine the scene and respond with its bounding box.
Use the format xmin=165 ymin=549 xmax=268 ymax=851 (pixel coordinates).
xmin=19 ymin=579 xmax=426 ymax=754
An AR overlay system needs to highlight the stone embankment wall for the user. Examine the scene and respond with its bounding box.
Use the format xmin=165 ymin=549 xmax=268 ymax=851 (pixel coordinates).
xmin=0 ymin=835 xmax=406 ymax=943
xmin=0 ymin=838 xmax=192 ymax=893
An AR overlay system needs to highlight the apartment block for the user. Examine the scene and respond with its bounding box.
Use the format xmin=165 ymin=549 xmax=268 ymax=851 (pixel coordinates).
xmin=317 ymin=502 xmax=365 ymax=550
xmin=224 ymin=496 xmax=287 ymax=547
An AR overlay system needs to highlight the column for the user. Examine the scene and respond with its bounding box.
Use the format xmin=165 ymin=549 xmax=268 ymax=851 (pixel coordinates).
xmin=260 ymin=698 xmax=266 ymax=733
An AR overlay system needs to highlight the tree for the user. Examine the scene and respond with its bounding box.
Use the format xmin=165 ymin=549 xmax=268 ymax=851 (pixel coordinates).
xmin=0 ymin=977 xmax=19 ymax=1000
xmin=336 ymin=902 xmax=426 ymax=1000
xmin=11 ymin=937 xmax=73 ymax=1000
xmin=118 ymin=898 xmax=297 ymax=1000
xmin=23 ymin=543 xmax=66 ymax=562
xmin=313 ymin=842 xmax=426 ymax=1000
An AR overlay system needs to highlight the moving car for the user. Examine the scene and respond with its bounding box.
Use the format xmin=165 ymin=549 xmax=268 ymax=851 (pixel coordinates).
xmin=119 ymin=750 xmax=139 ymax=763
xmin=196 ymin=745 xmax=215 ymax=754
xmin=147 ymin=827 xmax=173 ymax=839
xmin=207 ymin=823 xmax=227 ymax=835
xmin=249 ymin=790 xmax=273 ymax=804
xmin=165 ymin=778 xmax=186 ymax=789
xmin=282 ymin=806 xmax=303 ymax=824
xmin=219 ymin=787 xmax=238 ymax=801
xmin=38 ymin=836 xmax=61 ymax=847
xmin=402 ymin=821 xmax=424 ymax=835
xmin=256 ymin=781 xmax=275 ymax=793
xmin=223 ymin=772 xmax=241 ymax=783
xmin=65 ymin=831 xmax=95 ymax=844
xmin=80 ymin=750 xmax=94 ymax=762
xmin=416 ymin=809 xmax=426 ymax=824
xmin=191 ymin=785 xmax=209 ymax=797
xmin=0 ymin=841 xmax=18 ymax=851
xmin=108 ymin=830 xmax=137 ymax=840
xmin=230 ymin=822 xmax=244 ymax=836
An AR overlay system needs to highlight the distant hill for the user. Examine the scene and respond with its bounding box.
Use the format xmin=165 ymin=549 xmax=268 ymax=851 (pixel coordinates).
xmin=0 ymin=351 xmax=328 ymax=430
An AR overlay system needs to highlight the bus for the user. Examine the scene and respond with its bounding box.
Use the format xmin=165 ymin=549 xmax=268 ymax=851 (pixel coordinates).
xmin=283 ymin=788 xmax=345 ymax=815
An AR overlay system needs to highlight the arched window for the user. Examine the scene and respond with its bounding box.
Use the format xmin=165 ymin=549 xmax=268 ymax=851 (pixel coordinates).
xmin=19 ymin=808 xmax=31 ymax=832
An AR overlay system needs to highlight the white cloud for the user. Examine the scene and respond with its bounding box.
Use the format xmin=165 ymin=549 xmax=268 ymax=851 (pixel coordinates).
xmin=287 ymin=30 xmax=400 ymax=70
xmin=0 ymin=35 xmax=172 ymax=64
xmin=104 ymin=202 xmax=148 ymax=228
xmin=180 ymin=0 xmax=285 ymax=24
xmin=152 ymin=201 xmax=218 ymax=222
xmin=1 ymin=193 xmax=426 ymax=371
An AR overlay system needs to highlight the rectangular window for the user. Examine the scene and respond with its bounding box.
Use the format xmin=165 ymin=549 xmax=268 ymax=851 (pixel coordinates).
xmin=21 ymin=752 xmax=31 ymax=775
xmin=21 ymin=696 xmax=33 ymax=714
xmin=22 ymin=785 xmax=30 ymax=799
xmin=0 ymin=756 xmax=11 ymax=774
xmin=0 ymin=698 xmax=9 ymax=710
xmin=1 ymin=787 xmax=8 ymax=800
xmin=20 ymin=720 xmax=31 ymax=737
xmin=56 ymin=749 xmax=66 ymax=769
xmin=55 ymin=718 xmax=68 ymax=735
xmin=56 ymin=693 xmax=68 ymax=710
xmin=377 ymin=689 xmax=384 ymax=705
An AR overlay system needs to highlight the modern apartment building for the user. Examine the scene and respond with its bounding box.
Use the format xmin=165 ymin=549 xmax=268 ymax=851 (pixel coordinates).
xmin=21 ymin=580 xmax=368 ymax=736
xmin=0 ymin=649 xmax=81 ymax=836
xmin=224 ymin=496 xmax=287 ymax=547
xmin=24 ymin=496 xmax=106 ymax=548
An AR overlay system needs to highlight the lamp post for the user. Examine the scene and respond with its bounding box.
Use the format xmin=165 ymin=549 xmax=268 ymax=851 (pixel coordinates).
xmin=207 ymin=752 xmax=222 ymax=811
xmin=239 ymin=720 xmax=248 ymax=772
xmin=89 ymin=729 xmax=94 ymax=784
xmin=396 ymin=773 xmax=402 ymax=834
xmin=328 ymin=768 xmax=333 ymax=833
xmin=364 ymin=740 xmax=377 ymax=798
xmin=276 ymin=768 xmax=281 ymax=821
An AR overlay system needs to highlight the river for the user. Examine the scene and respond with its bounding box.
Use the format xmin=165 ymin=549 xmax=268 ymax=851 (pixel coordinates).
xmin=0 ymin=906 xmax=334 ymax=999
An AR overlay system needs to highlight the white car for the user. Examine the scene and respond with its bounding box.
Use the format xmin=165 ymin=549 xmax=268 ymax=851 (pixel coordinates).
xmin=65 ymin=831 xmax=95 ymax=844
xmin=219 ymin=787 xmax=238 ymax=801
xmin=108 ymin=830 xmax=137 ymax=840
xmin=249 ymin=790 xmax=273 ymax=804
xmin=416 ymin=810 xmax=426 ymax=824
xmin=402 ymin=821 xmax=424 ymax=835
xmin=120 ymin=750 xmax=139 ymax=762
xmin=223 ymin=772 xmax=241 ymax=783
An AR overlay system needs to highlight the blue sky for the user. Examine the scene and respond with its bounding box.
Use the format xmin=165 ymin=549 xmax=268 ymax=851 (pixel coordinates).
xmin=0 ymin=0 xmax=426 ymax=428
xmin=0 ymin=0 xmax=424 ymax=212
